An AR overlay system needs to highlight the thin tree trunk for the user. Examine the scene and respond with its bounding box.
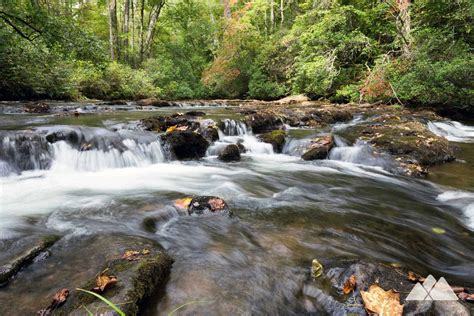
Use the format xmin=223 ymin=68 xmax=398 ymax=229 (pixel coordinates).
xmin=270 ymin=0 xmax=274 ymax=31
xmin=397 ymin=0 xmax=412 ymax=57
xmin=139 ymin=0 xmax=144 ymax=61
xmin=123 ymin=0 xmax=130 ymax=61
xmin=143 ymin=1 xmax=164 ymax=57
xmin=107 ymin=0 xmax=119 ymax=60
xmin=223 ymin=0 xmax=230 ymax=18
xmin=280 ymin=0 xmax=283 ymax=27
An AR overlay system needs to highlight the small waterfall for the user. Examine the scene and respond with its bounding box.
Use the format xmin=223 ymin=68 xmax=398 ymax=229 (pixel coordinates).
xmin=0 ymin=126 xmax=166 ymax=175
xmin=428 ymin=121 xmax=474 ymax=143
xmin=208 ymin=119 xmax=273 ymax=155
xmin=0 ymin=131 xmax=52 ymax=176
xmin=222 ymin=119 xmax=250 ymax=136
xmin=329 ymin=136 xmax=393 ymax=169
xmin=331 ymin=114 xmax=365 ymax=132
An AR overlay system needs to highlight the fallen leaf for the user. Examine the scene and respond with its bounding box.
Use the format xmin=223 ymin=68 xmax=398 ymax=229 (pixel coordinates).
xmin=37 ymin=288 xmax=69 ymax=315
xmin=176 ymin=125 xmax=188 ymax=131
xmin=166 ymin=125 xmax=177 ymax=133
xmin=208 ymin=198 xmax=226 ymax=211
xmin=407 ymin=271 xmax=425 ymax=283
xmin=361 ymin=284 xmax=403 ymax=316
xmin=175 ymin=197 xmax=193 ymax=209
xmin=142 ymin=249 xmax=150 ymax=255
xmin=311 ymin=259 xmax=323 ymax=278
xmin=432 ymin=227 xmax=446 ymax=234
xmin=342 ymin=275 xmax=357 ymax=294
xmin=122 ymin=250 xmax=141 ymax=261
xmin=458 ymin=292 xmax=474 ymax=302
xmin=93 ymin=274 xmax=117 ymax=293
xmin=451 ymin=286 xmax=465 ymax=293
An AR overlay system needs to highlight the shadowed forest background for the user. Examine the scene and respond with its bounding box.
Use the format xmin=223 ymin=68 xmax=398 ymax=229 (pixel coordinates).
xmin=0 ymin=0 xmax=472 ymax=114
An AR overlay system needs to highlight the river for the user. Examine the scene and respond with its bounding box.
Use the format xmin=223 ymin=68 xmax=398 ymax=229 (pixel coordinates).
xmin=0 ymin=104 xmax=473 ymax=315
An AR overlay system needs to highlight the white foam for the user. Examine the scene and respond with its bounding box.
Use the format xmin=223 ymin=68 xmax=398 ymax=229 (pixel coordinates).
xmin=437 ymin=191 xmax=474 ymax=229
xmin=428 ymin=121 xmax=474 ymax=143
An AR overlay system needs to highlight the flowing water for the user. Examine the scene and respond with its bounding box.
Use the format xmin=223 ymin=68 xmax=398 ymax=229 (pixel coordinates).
xmin=0 ymin=106 xmax=473 ymax=315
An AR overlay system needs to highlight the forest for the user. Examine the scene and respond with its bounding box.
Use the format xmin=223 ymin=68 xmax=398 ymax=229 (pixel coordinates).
xmin=0 ymin=0 xmax=473 ymax=113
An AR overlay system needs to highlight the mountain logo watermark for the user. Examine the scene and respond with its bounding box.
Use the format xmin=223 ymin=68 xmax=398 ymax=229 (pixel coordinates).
xmin=406 ymin=275 xmax=458 ymax=301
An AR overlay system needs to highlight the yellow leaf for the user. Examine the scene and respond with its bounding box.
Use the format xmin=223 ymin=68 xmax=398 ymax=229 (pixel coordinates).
xmin=166 ymin=125 xmax=177 ymax=133
xmin=311 ymin=259 xmax=323 ymax=278
xmin=432 ymin=227 xmax=446 ymax=234
xmin=93 ymin=274 xmax=117 ymax=293
xmin=175 ymin=197 xmax=193 ymax=209
xmin=361 ymin=284 xmax=403 ymax=316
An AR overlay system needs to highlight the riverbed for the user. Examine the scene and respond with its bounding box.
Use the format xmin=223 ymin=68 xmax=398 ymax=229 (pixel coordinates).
xmin=0 ymin=103 xmax=473 ymax=315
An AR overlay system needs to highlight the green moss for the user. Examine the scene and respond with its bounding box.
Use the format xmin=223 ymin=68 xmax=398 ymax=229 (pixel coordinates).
xmin=259 ymin=130 xmax=286 ymax=153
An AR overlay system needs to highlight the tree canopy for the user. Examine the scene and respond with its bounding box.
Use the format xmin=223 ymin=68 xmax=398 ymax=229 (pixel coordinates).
xmin=0 ymin=0 xmax=472 ymax=113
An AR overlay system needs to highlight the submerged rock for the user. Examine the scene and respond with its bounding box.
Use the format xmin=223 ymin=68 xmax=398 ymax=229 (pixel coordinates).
xmin=0 ymin=235 xmax=60 ymax=285
xmin=301 ymin=135 xmax=334 ymax=160
xmin=188 ymin=196 xmax=232 ymax=216
xmin=162 ymin=131 xmax=209 ymax=160
xmin=259 ymin=130 xmax=286 ymax=153
xmin=218 ymin=144 xmax=241 ymax=162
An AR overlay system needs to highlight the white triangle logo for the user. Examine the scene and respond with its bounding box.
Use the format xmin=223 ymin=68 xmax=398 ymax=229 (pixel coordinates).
xmin=406 ymin=275 xmax=458 ymax=301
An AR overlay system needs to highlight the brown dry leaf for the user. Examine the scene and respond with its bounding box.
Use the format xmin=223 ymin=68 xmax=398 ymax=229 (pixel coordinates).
xmin=458 ymin=292 xmax=474 ymax=302
xmin=208 ymin=198 xmax=226 ymax=211
xmin=93 ymin=274 xmax=118 ymax=293
xmin=407 ymin=271 xmax=425 ymax=283
xmin=175 ymin=197 xmax=193 ymax=209
xmin=122 ymin=250 xmax=141 ymax=261
xmin=361 ymin=284 xmax=403 ymax=316
xmin=176 ymin=126 xmax=188 ymax=131
xmin=342 ymin=275 xmax=357 ymax=294
xmin=37 ymin=288 xmax=70 ymax=315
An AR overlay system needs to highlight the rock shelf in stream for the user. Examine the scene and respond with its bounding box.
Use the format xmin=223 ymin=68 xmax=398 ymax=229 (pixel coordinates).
xmin=307 ymin=260 xmax=473 ymax=315
xmin=161 ymin=130 xmax=210 ymax=160
xmin=37 ymin=234 xmax=173 ymax=316
xmin=188 ymin=196 xmax=232 ymax=216
xmin=0 ymin=235 xmax=60 ymax=285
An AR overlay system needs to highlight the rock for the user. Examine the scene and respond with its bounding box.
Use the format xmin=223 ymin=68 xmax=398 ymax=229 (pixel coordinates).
xmin=301 ymin=135 xmax=334 ymax=160
xmin=188 ymin=196 xmax=232 ymax=216
xmin=0 ymin=235 xmax=60 ymax=285
xmin=245 ymin=113 xmax=283 ymax=134
xmin=201 ymin=126 xmax=219 ymax=142
xmin=23 ymin=102 xmax=50 ymax=113
xmin=259 ymin=130 xmax=286 ymax=153
xmin=141 ymin=115 xmax=200 ymax=133
xmin=237 ymin=141 xmax=247 ymax=153
xmin=51 ymin=234 xmax=173 ymax=316
xmin=218 ymin=144 xmax=241 ymax=162
xmin=310 ymin=260 xmax=473 ymax=315
xmin=185 ymin=111 xmax=206 ymax=117
xmin=162 ymin=131 xmax=209 ymax=160
xmin=136 ymin=98 xmax=173 ymax=107
xmin=302 ymin=109 xmax=353 ymax=126
xmin=276 ymin=94 xmax=310 ymax=104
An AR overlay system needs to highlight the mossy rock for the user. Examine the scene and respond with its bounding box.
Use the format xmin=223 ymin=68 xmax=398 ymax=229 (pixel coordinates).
xmin=258 ymin=130 xmax=286 ymax=153
xmin=55 ymin=235 xmax=173 ymax=316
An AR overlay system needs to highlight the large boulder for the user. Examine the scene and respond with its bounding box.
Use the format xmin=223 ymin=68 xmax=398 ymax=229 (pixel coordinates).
xmin=23 ymin=102 xmax=50 ymax=113
xmin=188 ymin=196 xmax=232 ymax=216
xmin=136 ymin=98 xmax=173 ymax=107
xmin=259 ymin=130 xmax=286 ymax=153
xmin=218 ymin=144 xmax=241 ymax=162
xmin=201 ymin=126 xmax=219 ymax=142
xmin=301 ymin=135 xmax=334 ymax=160
xmin=162 ymin=131 xmax=209 ymax=160
xmin=245 ymin=113 xmax=283 ymax=134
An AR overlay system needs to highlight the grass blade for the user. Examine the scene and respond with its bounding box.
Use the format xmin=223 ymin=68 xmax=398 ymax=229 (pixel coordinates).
xmin=76 ymin=288 xmax=126 ymax=316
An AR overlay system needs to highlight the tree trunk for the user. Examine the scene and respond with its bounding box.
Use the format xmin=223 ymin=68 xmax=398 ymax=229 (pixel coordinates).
xmin=280 ymin=0 xmax=284 ymax=26
xmin=143 ymin=1 xmax=164 ymax=58
xmin=139 ymin=0 xmax=145 ymax=61
xmin=123 ymin=0 xmax=130 ymax=60
xmin=223 ymin=0 xmax=231 ymax=18
xmin=396 ymin=0 xmax=412 ymax=57
xmin=107 ymin=0 xmax=119 ymax=60
xmin=270 ymin=0 xmax=275 ymax=31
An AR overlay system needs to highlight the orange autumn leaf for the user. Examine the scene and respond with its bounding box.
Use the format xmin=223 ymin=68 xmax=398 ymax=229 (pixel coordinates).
xmin=208 ymin=198 xmax=226 ymax=211
xmin=342 ymin=274 xmax=357 ymax=294
xmin=93 ymin=274 xmax=117 ymax=293
xmin=361 ymin=284 xmax=403 ymax=316
xmin=122 ymin=250 xmax=141 ymax=261
xmin=175 ymin=197 xmax=193 ymax=209
xmin=166 ymin=125 xmax=177 ymax=133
